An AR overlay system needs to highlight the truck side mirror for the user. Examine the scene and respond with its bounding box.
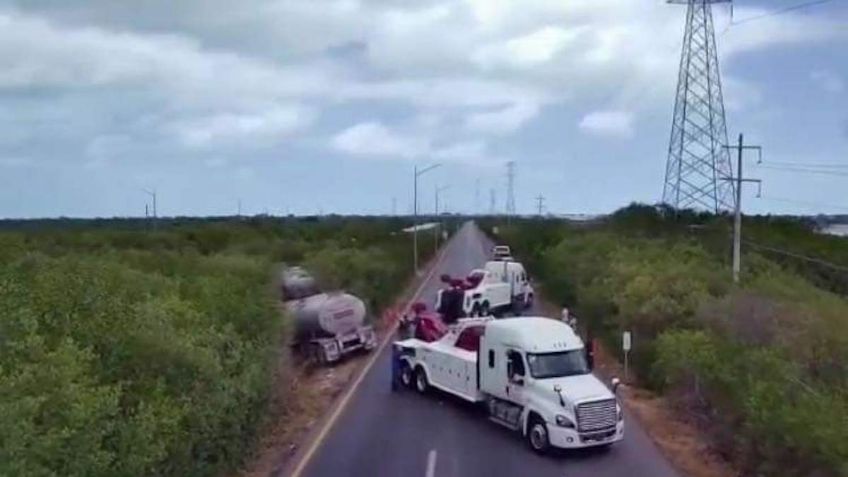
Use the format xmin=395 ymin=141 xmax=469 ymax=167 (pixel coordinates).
xmin=585 ymin=340 xmax=595 ymax=371
xmin=611 ymin=377 xmax=621 ymax=394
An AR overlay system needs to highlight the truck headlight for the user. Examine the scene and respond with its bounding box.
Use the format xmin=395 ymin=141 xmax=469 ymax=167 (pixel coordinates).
xmin=555 ymin=415 xmax=575 ymax=428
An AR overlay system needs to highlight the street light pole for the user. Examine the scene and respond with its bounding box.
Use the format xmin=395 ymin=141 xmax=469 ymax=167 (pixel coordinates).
xmin=413 ymin=163 xmax=441 ymax=274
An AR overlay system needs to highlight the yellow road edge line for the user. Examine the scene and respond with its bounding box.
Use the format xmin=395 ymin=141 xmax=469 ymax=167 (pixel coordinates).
xmin=288 ymin=235 xmax=454 ymax=477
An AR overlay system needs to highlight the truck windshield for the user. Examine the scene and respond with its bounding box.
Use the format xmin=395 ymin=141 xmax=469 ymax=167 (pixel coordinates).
xmin=527 ymin=350 xmax=589 ymax=379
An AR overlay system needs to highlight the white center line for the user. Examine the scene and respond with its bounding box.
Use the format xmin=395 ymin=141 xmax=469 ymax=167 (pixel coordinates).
xmin=425 ymin=449 xmax=437 ymax=477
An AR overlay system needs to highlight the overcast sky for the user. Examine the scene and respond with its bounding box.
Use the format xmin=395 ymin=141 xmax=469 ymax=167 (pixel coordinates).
xmin=0 ymin=0 xmax=846 ymax=218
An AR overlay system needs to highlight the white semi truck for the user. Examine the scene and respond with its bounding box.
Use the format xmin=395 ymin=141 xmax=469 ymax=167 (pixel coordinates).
xmin=392 ymin=317 xmax=623 ymax=453
xmin=435 ymin=260 xmax=534 ymax=317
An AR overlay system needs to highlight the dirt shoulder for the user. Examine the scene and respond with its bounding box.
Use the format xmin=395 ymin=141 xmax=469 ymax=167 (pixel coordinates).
xmin=534 ymin=291 xmax=738 ymax=477
xmin=235 ymin=248 xmax=447 ymax=477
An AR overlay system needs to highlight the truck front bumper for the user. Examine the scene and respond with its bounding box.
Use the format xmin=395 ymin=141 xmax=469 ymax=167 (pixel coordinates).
xmin=548 ymin=421 xmax=624 ymax=449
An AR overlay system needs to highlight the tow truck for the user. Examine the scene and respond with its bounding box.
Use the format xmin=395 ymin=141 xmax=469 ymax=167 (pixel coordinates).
xmin=391 ymin=316 xmax=623 ymax=453
xmin=435 ymin=260 xmax=533 ymax=317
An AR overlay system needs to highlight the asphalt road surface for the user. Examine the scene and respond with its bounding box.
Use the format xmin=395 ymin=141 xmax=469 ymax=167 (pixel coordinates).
xmin=296 ymin=222 xmax=681 ymax=477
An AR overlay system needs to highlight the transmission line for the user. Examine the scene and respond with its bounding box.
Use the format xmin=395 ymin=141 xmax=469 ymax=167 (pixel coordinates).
xmin=745 ymin=239 xmax=848 ymax=274
xmin=730 ymin=0 xmax=839 ymax=26
xmin=763 ymin=161 xmax=848 ymax=169
xmin=758 ymin=195 xmax=848 ymax=212
xmin=756 ymin=165 xmax=848 ymax=177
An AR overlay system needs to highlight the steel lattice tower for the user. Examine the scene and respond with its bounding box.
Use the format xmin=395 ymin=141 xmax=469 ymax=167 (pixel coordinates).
xmin=663 ymin=0 xmax=736 ymax=213
xmin=505 ymin=161 xmax=516 ymax=217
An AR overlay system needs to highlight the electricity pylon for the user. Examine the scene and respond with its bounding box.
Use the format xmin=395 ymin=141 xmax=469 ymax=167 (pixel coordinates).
xmin=663 ymin=0 xmax=736 ymax=213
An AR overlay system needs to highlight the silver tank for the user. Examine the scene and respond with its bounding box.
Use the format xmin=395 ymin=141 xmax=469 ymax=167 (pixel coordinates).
xmin=281 ymin=267 xmax=367 ymax=339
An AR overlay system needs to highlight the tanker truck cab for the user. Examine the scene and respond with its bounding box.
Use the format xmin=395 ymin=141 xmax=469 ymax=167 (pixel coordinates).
xmin=393 ymin=317 xmax=623 ymax=453
xmin=480 ymin=318 xmax=623 ymax=453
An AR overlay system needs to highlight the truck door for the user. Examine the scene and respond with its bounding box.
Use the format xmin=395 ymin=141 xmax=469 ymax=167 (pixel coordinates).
xmin=504 ymin=349 xmax=528 ymax=406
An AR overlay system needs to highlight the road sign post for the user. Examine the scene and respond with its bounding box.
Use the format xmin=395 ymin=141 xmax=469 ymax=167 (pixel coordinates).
xmin=622 ymin=331 xmax=632 ymax=382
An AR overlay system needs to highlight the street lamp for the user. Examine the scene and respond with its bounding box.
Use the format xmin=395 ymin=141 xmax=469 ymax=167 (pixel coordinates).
xmin=414 ymin=163 xmax=441 ymax=274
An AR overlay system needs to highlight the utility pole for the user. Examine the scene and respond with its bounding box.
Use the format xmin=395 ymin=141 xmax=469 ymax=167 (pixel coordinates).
xmin=489 ymin=189 xmax=496 ymax=215
xmin=535 ymin=195 xmax=545 ymax=216
xmin=142 ymin=188 xmax=157 ymax=230
xmin=505 ymin=161 xmax=516 ymax=222
xmin=413 ymin=163 xmax=441 ymax=274
xmin=237 ymin=198 xmax=242 ymax=217
xmin=722 ymin=133 xmax=762 ymax=284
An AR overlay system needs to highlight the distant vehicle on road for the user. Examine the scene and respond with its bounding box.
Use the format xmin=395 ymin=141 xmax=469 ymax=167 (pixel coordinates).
xmin=280 ymin=266 xmax=377 ymax=364
xmin=492 ymin=245 xmax=512 ymax=260
xmin=392 ymin=317 xmax=624 ymax=453
xmin=436 ymin=260 xmax=533 ymax=317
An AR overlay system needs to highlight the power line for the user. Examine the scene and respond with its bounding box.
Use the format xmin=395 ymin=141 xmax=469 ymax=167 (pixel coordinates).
xmin=730 ymin=0 xmax=839 ymax=26
xmin=745 ymin=239 xmax=848 ymax=274
xmin=764 ymin=161 xmax=848 ymax=169
xmin=756 ymin=165 xmax=848 ymax=177
xmin=758 ymin=195 xmax=848 ymax=212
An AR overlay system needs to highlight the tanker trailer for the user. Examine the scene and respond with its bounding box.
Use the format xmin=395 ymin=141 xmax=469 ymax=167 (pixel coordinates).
xmin=280 ymin=267 xmax=377 ymax=364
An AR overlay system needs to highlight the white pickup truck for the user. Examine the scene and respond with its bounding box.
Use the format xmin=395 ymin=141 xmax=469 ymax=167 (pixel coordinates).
xmin=392 ymin=317 xmax=623 ymax=453
xmin=436 ymin=260 xmax=534 ymax=317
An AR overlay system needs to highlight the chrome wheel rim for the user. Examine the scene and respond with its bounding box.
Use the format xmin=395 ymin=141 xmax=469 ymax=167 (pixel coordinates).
xmin=530 ymin=424 xmax=547 ymax=450
xmin=401 ymin=366 xmax=412 ymax=386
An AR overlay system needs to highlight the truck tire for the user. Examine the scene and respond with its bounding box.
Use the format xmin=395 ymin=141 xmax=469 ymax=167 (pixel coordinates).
xmin=527 ymin=415 xmax=551 ymax=454
xmin=414 ymin=367 xmax=430 ymax=394
xmin=400 ymin=361 xmax=414 ymax=388
xmin=310 ymin=343 xmax=325 ymax=366
xmin=480 ymin=301 xmax=490 ymax=317
xmin=525 ymin=293 xmax=534 ymax=309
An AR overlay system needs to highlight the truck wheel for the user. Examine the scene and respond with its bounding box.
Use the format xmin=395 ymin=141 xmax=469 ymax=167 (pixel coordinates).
xmin=480 ymin=302 xmax=490 ymax=317
xmin=400 ymin=361 xmax=414 ymax=388
xmin=525 ymin=294 xmax=534 ymax=309
xmin=414 ymin=367 xmax=429 ymax=394
xmin=527 ymin=415 xmax=551 ymax=454
xmin=310 ymin=344 xmax=325 ymax=366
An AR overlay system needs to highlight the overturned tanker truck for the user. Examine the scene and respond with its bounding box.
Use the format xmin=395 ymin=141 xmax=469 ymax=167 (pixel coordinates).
xmin=280 ymin=266 xmax=377 ymax=364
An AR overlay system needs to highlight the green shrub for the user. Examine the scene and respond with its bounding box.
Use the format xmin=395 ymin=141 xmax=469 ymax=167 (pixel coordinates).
xmin=0 ymin=217 xmax=421 ymax=476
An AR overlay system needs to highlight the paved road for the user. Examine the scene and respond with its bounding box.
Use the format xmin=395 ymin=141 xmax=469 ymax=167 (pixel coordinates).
xmin=297 ymin=222 xmax=681 ymax=477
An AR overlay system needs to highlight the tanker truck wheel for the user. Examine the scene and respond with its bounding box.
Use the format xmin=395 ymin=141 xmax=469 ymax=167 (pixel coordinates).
xmin=310 ymin=343 xmax=326 ymax=366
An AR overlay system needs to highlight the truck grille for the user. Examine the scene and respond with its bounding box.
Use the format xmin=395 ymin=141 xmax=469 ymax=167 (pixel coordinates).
xmin=576 ymin=399 xmax=617 ymax=432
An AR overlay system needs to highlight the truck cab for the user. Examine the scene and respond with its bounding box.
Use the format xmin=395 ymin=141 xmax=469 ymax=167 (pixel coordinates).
xmin=480 ymin=318 xmax=623 ymax=452
xmin=393 ymin=317 xmax=623 ymax=453
xmin=483 ymin=260 xmax=534 ymax=309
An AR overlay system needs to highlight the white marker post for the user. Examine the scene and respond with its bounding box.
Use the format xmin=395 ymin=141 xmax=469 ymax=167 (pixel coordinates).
xmin=622 ymin=331 xmax=632 ymax=382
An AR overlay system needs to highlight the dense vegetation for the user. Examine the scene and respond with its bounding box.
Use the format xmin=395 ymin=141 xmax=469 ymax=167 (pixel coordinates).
xmin=486 ymin=205 xmax=848 ymax=477
xmin=0 ymin=217 xmax=432 ymax=477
